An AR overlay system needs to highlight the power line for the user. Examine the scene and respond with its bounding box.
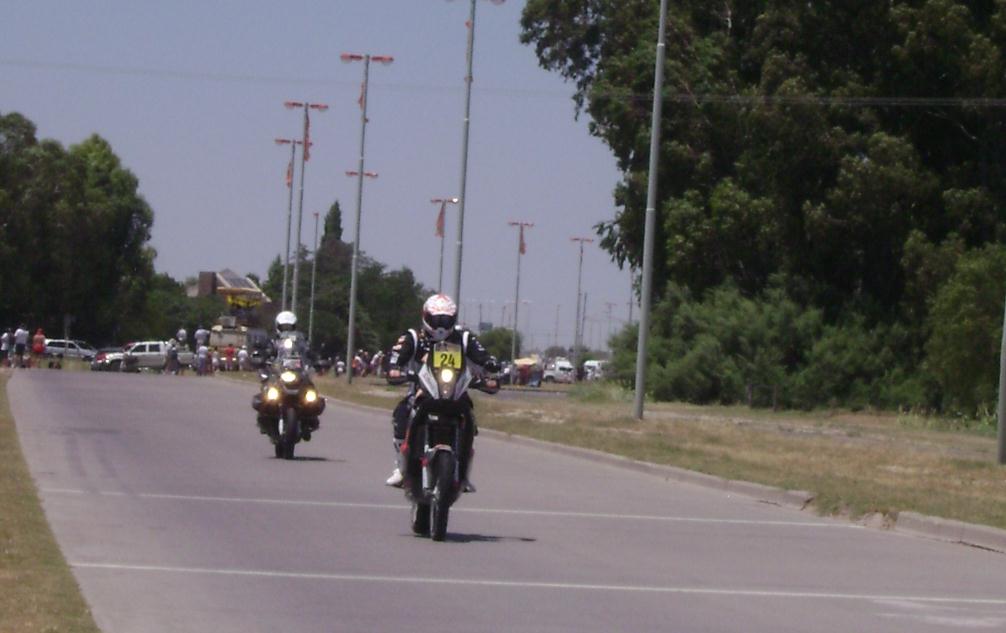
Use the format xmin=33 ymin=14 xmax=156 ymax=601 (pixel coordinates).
xmin=6 ymin=58 xmax=1006 ymax=108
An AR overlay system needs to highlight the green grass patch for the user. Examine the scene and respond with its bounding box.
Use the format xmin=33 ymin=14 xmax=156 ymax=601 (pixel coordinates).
xmin=0 ymin=371 xmax=100 ymax=632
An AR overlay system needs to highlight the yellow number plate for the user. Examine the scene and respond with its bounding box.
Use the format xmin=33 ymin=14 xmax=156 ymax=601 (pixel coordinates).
xmin=433 ymin=345 xmax=462 ymax=369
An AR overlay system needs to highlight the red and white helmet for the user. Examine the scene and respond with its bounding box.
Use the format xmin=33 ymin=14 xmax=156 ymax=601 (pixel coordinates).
xmin=422 ymin=294 xmax=457 ymax=342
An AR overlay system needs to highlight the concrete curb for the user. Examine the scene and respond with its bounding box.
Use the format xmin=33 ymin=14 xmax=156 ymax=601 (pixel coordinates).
xmin=895 ymin=512 xmax=1006 ymax=553
xmin=218 ymin=379 xmax=1006 ymax=554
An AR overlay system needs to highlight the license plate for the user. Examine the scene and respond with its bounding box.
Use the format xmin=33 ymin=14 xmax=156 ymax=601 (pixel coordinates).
xmin=433 ymin=345 xmax=462 ymax=369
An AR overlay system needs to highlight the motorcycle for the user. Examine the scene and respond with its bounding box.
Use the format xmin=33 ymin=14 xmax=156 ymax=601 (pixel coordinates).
xmin=397 ymin=341 xmax=498 ymax=541
xmin=252 ymin=334 xmax=326 ymax=459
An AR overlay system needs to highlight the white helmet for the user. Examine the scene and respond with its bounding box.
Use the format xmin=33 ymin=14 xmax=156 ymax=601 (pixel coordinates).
xmin=422 ymin=294 xmax=457 ymax=342
xmin=275 ymin=310 xmax=297 ymax=334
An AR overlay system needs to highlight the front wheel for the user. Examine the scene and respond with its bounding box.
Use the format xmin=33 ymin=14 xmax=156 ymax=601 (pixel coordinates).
xmin=278 ymin=407 xmax=298 ymax=460
xmin=411 ymin=502 xmax=431 ymax=536
xmin=430 ymin=452 xmax=456 ymax=542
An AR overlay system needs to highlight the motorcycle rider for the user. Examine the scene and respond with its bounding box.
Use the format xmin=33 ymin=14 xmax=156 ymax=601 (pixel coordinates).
xmin=254 ymin=310 xmax=313 ymax=435
xmin=385 ymin=293 xmax=499 ymax=491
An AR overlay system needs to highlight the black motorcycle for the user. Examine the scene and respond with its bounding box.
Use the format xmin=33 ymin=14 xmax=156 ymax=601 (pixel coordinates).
xmin=398 ymin=341 xmax=497 ymax=541
xmin=252 ymin=335 xmax=325 ymax=459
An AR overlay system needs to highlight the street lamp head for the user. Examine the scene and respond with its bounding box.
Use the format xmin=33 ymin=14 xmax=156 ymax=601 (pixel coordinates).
xmin=284 ymin=101 xmax=303 ymax=109
xmin=341 ymin=53 xmax=365 ymax=63
xmin=372 ymin=55 xmax=395 ymax=65
xmin=309 ymin=103 xmax=329 ymax=111
xmin=275 ymin=138 xmax=292 ymax=145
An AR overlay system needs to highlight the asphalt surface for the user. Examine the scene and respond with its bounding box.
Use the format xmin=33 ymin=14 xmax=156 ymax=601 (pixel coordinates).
xmin=11 ymin=370 xmax=1006 ymax=632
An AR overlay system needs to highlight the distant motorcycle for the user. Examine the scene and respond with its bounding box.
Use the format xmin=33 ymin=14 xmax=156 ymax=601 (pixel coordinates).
xmin=252 ymin=334 xmax=325 ymax=459
xmin=397 ymin=341 xmax=498 ymax=541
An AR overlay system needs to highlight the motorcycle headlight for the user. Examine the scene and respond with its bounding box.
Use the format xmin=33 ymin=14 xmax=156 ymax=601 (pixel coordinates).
xmin=266 ymin=386 xmax=280 ymax=401
xmin=280 ymin=371 xmax=298 ymax=384
xmin=304 ymin=389 xmax=318 ymax=404
xmin=283 ymin=338 xmax=294 ymax=351
xmin=440 ymin=368 xmax=455 ymax=383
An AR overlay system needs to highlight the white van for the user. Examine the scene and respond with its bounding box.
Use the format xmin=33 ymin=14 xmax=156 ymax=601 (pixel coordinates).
xmin=583 ymin=359 xmax=607 ymax=380
xmin=543 ymin=358 xmax=575 ymax=383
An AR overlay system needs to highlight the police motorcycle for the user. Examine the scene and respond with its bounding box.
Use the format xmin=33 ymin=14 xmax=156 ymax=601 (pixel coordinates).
xmin=396 ymin=340 xmax=498 ymax=541
xmin=252 ymin=331 xmax=325 ymax=459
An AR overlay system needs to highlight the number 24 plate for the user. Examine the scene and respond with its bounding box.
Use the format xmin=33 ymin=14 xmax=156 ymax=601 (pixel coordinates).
xmin=433 ymin=345 xmax=462 ymax=369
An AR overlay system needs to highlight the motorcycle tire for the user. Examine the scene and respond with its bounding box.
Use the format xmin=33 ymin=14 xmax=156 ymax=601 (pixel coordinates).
xmin=430 ymin=452 xmax=455 ymax=542
xmin=411 ymin=501 xmax=431 ymax=536
xmin=278 ymin=407 xmax=298 ymax=460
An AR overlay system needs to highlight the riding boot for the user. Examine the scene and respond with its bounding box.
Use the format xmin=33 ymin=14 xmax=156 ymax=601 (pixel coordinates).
xmin=460 ymin=451 xmax=476 ymax=493
xmin=385 ymin=439 xmax=405 ymax=487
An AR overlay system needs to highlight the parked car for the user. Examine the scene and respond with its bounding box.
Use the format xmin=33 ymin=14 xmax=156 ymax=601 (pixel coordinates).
xmin=543 ymin=358 xmax=575 ymax=383
xmin=583 ymin=359 xmax=608 ymax=381
xmin=44 ymin=338 xmax=98 ymax=361
xmin=90 ymin=347 xmax=126 ymax=371
xmin=121 ymin=341 xmax=195 ymax=372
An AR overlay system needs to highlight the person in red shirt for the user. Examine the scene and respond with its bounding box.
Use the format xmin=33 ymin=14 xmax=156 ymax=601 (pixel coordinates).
xmin=31 ymin=328 xmax=46 ymax=368
xmin=224 ymin=343 xmax=236 ymax=371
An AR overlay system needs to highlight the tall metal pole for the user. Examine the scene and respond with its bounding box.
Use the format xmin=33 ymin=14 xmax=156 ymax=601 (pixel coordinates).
xmin=571 ymin=237 xmax=592 ymax=373
xmin=342 ymin=52 xmax=392 ymax=384
xmin=508 ymin=221 xmax=532 ymax=362
xmin=347 ymin=56 xmax=371 ymax=385
xmin=308 ymin=211 xmax=319 ymax=345
xmin=439 ymin=202 xmax=446 ymax=291
xmin=452 ymin=0 xmax=478 ymax=304
xmin=633 ymin=0 xmax=668 ymax=419
xmin=284 ymin=100 xmax=328 ymax=316
xmin=292 ymin=104 xmax=309 ymax=317
xmin=274 ymin=139 xmax=299 ymax=311
xmin=997 ymin=290 xmax=1006 ymax=464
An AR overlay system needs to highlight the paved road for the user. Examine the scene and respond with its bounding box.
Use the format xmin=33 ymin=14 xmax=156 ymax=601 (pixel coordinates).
xmin=11 ymin=370 xmax=1006 ymax=632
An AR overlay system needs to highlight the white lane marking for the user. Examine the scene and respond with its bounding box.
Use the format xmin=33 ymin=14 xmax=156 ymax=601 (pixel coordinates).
xmin=41 ymin=487 xmax=855 ymax=529
xmin=70 ymin=562 xmax=1006 ymax=605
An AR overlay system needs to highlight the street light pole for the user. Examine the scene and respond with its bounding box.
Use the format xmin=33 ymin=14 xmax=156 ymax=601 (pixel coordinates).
xmin=431 ymin=197 xmax=459 ymax=292
xmin=633 ymin=0 xmax=669 ymax=420
xmin=508 ymin=221 xmax=533 ymax=363
xmin=309 ymin=211 xmax=320 ymax=346
xmin=283 ymin=100 xmax=329 ymax=318
xmin=451 ymin=0 xmax=505 ymax=304
xmin=571 ymin=237 xmax=593 ymax=377
xmin=342 ymin=52 xmax=393 ymax=385
xmin=274 ymin=138 xmax=302 ymax=311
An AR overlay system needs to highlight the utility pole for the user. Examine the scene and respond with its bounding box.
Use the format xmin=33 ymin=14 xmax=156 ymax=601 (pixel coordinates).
xmin=633 ymin=0 xmax=669 ymax=419
xmin=554 ymin=303 xmax=560 ymax=347
xmin=998 ymin=291 xmax=1006 ymax=464
xmin=283 ymin=100 xmax=328 ymax=317
xmin=571 ymin=237 xmax=593 ymax=378
xmin=451 ymin=0 xmax=505 ymax=304
xmin=274 ymin=138 xmax=303 ymax=311
xmin=431 ymin=197 xmax=459 ymax=292
xmin=342 ymin=52 xmax=393 ymax=385
xmin=308 ymin=211 xmax=320 ymax=345
xmin=508 ymin=221 xmax=533 ymax=362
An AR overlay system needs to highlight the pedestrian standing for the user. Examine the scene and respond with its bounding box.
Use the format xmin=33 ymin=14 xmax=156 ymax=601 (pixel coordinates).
xmin=194 ymin=325 xmax=210 ymax=350
xmin=31 ymin=328 xmax=46 ymax=368
xmin=176 ymin=326 xmax=189 ymax=351
xmin=0 ymin=329 xmax=10 ymax=367
xmin=13 ymin=324 xmax=29 ymax=368
xmin=237 ymin=345 xmax=249 ymax=372
xmin=197 ymin=343 xmax=209 ymax=376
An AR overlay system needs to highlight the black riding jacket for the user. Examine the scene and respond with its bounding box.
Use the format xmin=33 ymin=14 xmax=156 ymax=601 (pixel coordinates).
xmin=388 ymin=326 xmax=498 ymax=374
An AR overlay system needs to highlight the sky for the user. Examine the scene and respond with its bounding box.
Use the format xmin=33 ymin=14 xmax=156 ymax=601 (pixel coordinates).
xmin=1 ymin=0 xmax=635 ymax=351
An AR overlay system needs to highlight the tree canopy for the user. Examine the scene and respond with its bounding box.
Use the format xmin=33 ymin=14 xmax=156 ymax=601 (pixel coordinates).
xmin=0 ymin=112 xmax=155 ymax=343
xmin=522 ymin=1 xmax=1006 ymax=413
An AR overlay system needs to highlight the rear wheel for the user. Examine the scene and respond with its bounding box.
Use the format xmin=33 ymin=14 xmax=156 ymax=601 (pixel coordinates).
xmin=430 ymin=452 xmax=455 ymax=542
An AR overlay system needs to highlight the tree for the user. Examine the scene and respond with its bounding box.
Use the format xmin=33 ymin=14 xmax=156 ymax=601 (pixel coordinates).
xmin=0 ymin=113 xmax=154 ymax=343
xmin=522 ymin=2 xmax=1006 ymax=410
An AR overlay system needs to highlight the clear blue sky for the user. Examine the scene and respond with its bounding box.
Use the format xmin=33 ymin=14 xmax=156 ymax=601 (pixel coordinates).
xmin=2 ymin=0 xmax=633 ymax=350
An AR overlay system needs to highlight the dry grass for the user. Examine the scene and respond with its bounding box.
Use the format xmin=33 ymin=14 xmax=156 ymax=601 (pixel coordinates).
xmin=323 ymin=376 xmax=1006 ymax=530
xmin=0 ymin=370 xmax=100 ymax=633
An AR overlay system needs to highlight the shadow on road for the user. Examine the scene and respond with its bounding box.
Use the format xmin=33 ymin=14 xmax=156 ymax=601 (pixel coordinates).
xmin=424 ymin=533 xmax=538 ymax=544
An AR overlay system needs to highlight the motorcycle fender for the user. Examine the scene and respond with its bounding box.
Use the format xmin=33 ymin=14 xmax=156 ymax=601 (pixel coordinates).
xmin=423 ymin=446 xmax=454 ymax=491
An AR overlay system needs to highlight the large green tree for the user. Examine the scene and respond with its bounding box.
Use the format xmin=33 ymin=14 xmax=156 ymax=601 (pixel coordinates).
xmin=0 ymin=112 xmax=154 ymax=343
xmin=522 ymin=1 xmax=1006 ymax=410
